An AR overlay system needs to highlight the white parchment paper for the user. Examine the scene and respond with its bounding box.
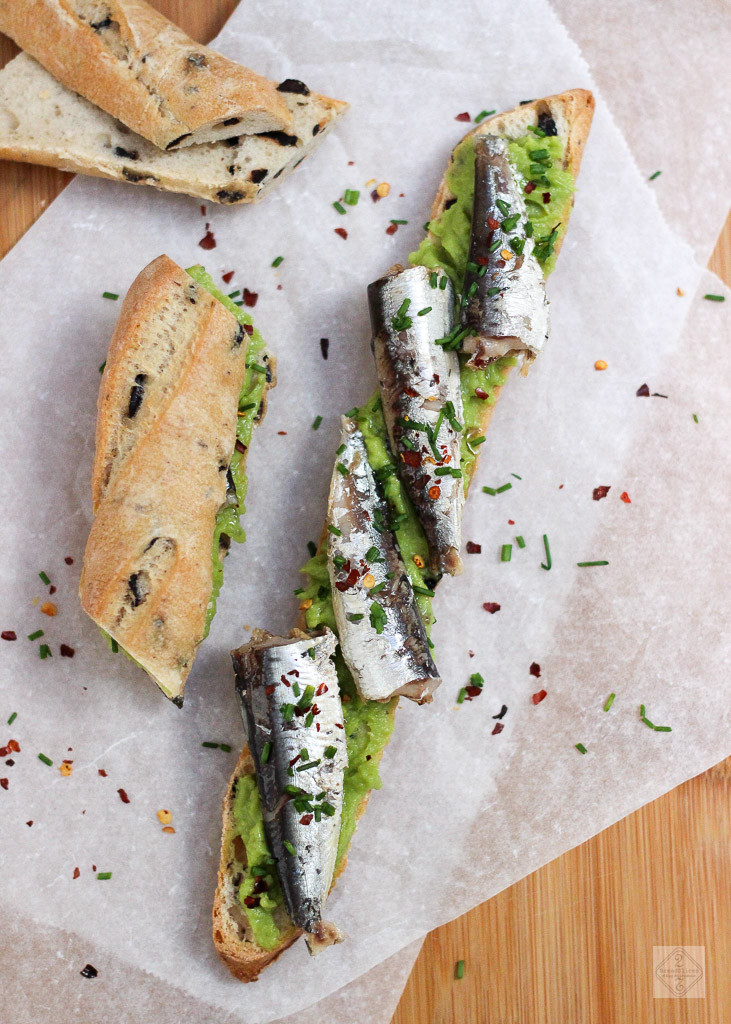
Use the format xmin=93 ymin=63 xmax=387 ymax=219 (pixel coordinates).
xmin=0 ymin=1 xmax=729 ymax=1022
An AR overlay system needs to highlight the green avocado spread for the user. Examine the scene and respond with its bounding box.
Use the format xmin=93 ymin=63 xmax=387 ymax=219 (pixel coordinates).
xmin=230 ymin=129 xmax=576 ymax=949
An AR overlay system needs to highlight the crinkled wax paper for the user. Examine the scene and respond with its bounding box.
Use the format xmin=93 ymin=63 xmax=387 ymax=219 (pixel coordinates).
xmin=0 ymin=1 xmax=729 ymax=1022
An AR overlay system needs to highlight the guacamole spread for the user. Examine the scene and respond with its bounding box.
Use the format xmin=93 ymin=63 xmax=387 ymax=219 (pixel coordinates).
xmin=230 ymin=130 xmax=576 ymax=948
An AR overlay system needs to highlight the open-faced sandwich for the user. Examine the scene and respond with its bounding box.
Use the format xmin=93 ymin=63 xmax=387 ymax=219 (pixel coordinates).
xmin=212 ymin=89 xmax=594 ymax=978
xmin=79 ymin=255 xmax=274 ymax=705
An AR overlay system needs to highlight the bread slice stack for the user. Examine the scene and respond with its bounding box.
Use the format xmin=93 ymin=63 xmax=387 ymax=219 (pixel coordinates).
xmin=0 ymin=0 xmax=347 ymax=203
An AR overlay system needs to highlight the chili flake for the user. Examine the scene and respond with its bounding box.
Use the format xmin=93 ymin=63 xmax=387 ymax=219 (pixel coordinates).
xmin=222 ymin=270 xmax=235 ymax=284
xmin=466 ymin=541 xmax=482 ymax=554
xmin=413 ymin=554 xmax=425 ymax=569
xmin=162 ymin=826 xmax=176 ymax=834
xmin=636 ymin=383 xmax=650 ymax=397
xmin=530 ymin=662 xmax=541 ymax=677
xmin=334 ymin=227 xmax=348 ymax=240
xmin=1 ymin=631 xmax=16 ymax=641
xmin=386 ymin=223 xmax=398 ymax=235
xmin=243 ymin=289 xmax=258 ymax=307
xmin=592 ymin=486 xmax=610 ymax=501
xmin=532 ymin=689 xmax=547 ymax=705
xmin=117 ymin=788 xmax=130 ymax=803
xmin=60 ymin=644 xmax=75 ymax=658
xmin=73 ymin=867 xmax=80 ymax=879
xmin=620 ymin=491 xmax=631 ymax=503
xmin=454 ymin=112 xmax=471 ymax=122
xmin=198 ymin=225 xmax=216 ymax=250
xmin=483 ymin=602 xmax=501 ymax=614
xmin=428 ymin=485 xmax=441 ymax=499
xmin=492 ymin=722 xmax=504 ymax=735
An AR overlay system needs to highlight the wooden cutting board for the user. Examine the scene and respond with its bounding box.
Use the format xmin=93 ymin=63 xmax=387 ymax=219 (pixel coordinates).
xmin=1 ymin=6 xmax=728 ymax=1022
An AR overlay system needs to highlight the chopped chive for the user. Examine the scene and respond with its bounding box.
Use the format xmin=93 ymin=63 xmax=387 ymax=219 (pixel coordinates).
xmin=654 ymin=725 xmax=673 ymax=732
xmin=456 ymin=959 xmax=466 ymax=979
xmin=220 ymin=743 xmax=232 ymax=753
xmin=511 ymin=473 xmax=522 ymax=480
xmin=692 ymin=413 xmax=698 ymax=423
xmin=321 ymin=801 xmax=336 ymax=816
xmin=369 ymin=602 xmax=387 ymax=635
xmin=296 ymin=760 xmax=321 ymax=772
xmin=527 ymin=124 xmax=546 ymax=137
xmin=344 ymin=189 xmax=360 ymax=205
xmin=603 ymin=693 xmax=616 ymax=712
xmin=238 ymin=402 xmax=257 ymax=412
xmin=640 ymin=704 xmax=645 ymax=717
xmin=496 ymin=198 xmax=511 ymax=216
xmin=110 ymin=638 xmax=119 ymax=653
xmin=456 ymin=687 xmax=467 ymax=704
xmin=429 ymin=272 xmax=438 ymax=288
xmin=488 ymin=239 xmax=501 ymax=253
xmin=501 ymin=544 xmax=512 ymax=562
xmin=467 ymin=281 xmax=478 ymax=297
xmin=38 ymin=753 xmax=53 ymax=766
xmin=575 ymin=743 xmax=587 ymax=755
xmin=486 ymin=286 xmax=501 ymax=297
xmin=501 ymin=214 xmax=520 ymax=232
xmin=417 ymin=306 xmax=432 ymax=316
xmin=413 ymin=585 xmax=435 ymax=598
xmin=345 ymin=407 xmax=359 ymax=417
xmin=390 ymin=219 xmax=408 ymax=225
xmin=470 ymin=672 xmax=484 ymax=686
xmin=327 ymin=525 xmax=341 ymax=536
xmin=39 ymin=644 xmax=52 ymax=659
xmin=704 ymin=294 xmax=725 ymax=302
xmin=324 ymin=745 xmax=337 ymax=758
xmin=347 ymin=613 xmax=364 ymax=622
xmin=98 ymin=361 xmax=106 ymax=373
xmin=247 ymin=363 xmax=266 ymax=373
xmin=271 ymin=256 xmax=284 ymax=268
xmin=312 ymin=415 xmax=323 ymax=430
xmin=648 ymin=170 xmax=662 ymax=181
xmin=228 ymin=289 xmax=241 ymax=298
xmin=281 ymin=704 xmax=295 ymax=722
xmin=435 ymin=466 xmax=462 ymax=477
xmin=470 ymin=435 xmax=486 ymax=446
xmin=475 ymin=109 xmax=496 ymax=123
xmin=336 ymin=443 xmax=346 ymax=455
xmin=96 ymin=872 xmax=112 ymax=880
xmin=530 ymin=148 xmax=549 ymax=160
xmin=333 ymin=201 xmax=346 ymax=215
xmin=483 ymin=486 xmax=496 ymax=495
xmin=38 ymin=571 xmax=50 ymax=585
xmin=336 ymin=462 xmax=348 ymax=476
xmin=307 ymin=541 xmax=317 ymax=558
xmin=478 ymin=264 xmax=487 ymax=277
xmin=307 ymin=647 xmax=316 ymax=661
xmin=365 ymin=546 xmax=381 ymax=562
xmin=439 ymin=276 xmax=448 ymax=290
xmin=510 ymin=237 xmax=526 ymax=256
xmin=201 ymin=741 xmax=220 ymax=749
xmin=261 ymin=741 xmax=272 ymax=764
xmin=369 ymin=581 xmax=387 ymax=594
xmin=495 ymin=483 xmax=512 ymax=493
xmin=284 ymin=840 xmax=296 ymax=855
xmin=28 ymin=630 xmax=44 ymax=641
xmin=7 ymin=712 xmax=17 ymax=726
xmin=641 ymin=716 xmax=655 ymax=729
xmin=576 ymin=561 xmax=609 ymax=567
xmin=516 ymin=535 xmax=525 ymax=548
xmin=540 ymin=534 xmax=551 ymax=571
xmin=102 ymin=292 xmax=119 ymax=300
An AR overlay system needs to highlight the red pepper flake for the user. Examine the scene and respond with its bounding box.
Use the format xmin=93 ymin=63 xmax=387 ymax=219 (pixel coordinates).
xmin=60 ymin=644 xmax=75 ymax=658
xmin=198 ymin=224 xmax=216 ymax=250
xmin=455 ymin=111 xmax=471 ymax=122
xmin=532 ymin=689 xmax=548 ymax=705
xmin=0 ymin=746 xmax=8 ymax=758
xmin=243 ymin=895 xmax=260 ymax=908
xmin=474 ymin=387 xmax=489 ymax=400
xmin=117 ymin=788 xmax=130 ymax=804
xmin=620 ymin=491 xmax=631 ymax=503
xmin=0 ymin=778 xmax=7 ymax=790
xmin=277 ymin=430 xmax=287 ymax=436
xmin=370 ymin=189 xmax=381 ymax=203
xmin=200 ymin=205 xmax=207 ymax=217
xmin=1 ymin=630 xmax=17 ymax=641
xmin=488 ymin=217 xmax=501 ymax=231
xmin=402 ymin=450 xmax=421 ymax=467
xmin=491 ymin=722 xmax=504 ymax=735
xmin=482 ymin=602 xmax=501 ymax=614
xmin=265 ymin=685 xmax=275 ymax=696
xmin=335 ymin=722 xmax=344 ymax=729
xmin=347 ymin=160 xmax=354 ymax=166
xmin=243 ymin=323 xmax=254 ymax=336
xmin=334 ymin=227 xmax=348 ymax=240
xmin=335 ymin=566 xmax=360 ymax=592
xmin=64 ymin=556 xmax=74 ymax=565
xmin=315 ymin=722 xmax=321 ymax=732
xmin=465 ymin=685 xmax=483 ymax=699
xmin=26 ymin=820 xmax=33 ymax=827
xmin=386 ymin=223 xmax=398 ymax=235
xmin=320 ymin=338 xmax=330 ymax=360
xmin=428 ymin=484 xmax=441 ymax=500
xmin=530 ymin=662 xmax=541 ymax=677
xmin=222 ymin=270 xmax=235 ymax=284
xmin=235 ymin=439 xmax=246 ymax=455
xmin=524 ymin=181 xmax=537 ymax=194
xmin=49 ymin=585 xmax=57 ymax=595
xmin=288 ymin=754 xmax=301 ymax=767
xmin=243 ymin=288 xmax=258 ymax=307
xmin=300 ymin=813 xmax=313 ymax=826
xmin=97 ymin=769 xmax=107 ymax=777
xmin=593 ymin=485 xmax=611 ymax=501
xmin=507 ymin=519 xmax=515 ymax=525
xmin=8 ymin=739 xmax=19 ymax=753
xmin=315 ymin=682 xmax=328 ymax=696
xmin=636 ymin=383 xmax=650 ymax=397
xmin=73 ymin=867 xmax=80 ymax=879
xmin=466 ymin=541 xmax=482 ymax=554
xmin=542 ymin=192 xmax=551 ymax=203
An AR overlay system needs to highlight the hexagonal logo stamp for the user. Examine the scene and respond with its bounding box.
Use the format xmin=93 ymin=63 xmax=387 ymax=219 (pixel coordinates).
xmin=653 ymin=946 xmax=705 ymax=998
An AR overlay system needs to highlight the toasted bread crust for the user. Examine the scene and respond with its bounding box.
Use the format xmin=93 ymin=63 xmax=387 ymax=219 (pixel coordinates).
xmin=212 ymin=90 xmax=594 ymax=978
xmin=0 ymin=0 xmax=291 ymax=149
xmin=0 ymin=54 xmax=348 ymax=204
xmin=80 ymin=255 xmax=252 ymax=703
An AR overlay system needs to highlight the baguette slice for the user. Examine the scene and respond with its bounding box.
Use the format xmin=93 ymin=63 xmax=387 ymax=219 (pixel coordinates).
xmin=80 ymin=254 xmax=270 ymax=704
xmin=212 ymin=89 xmax=594 ymax=979
xmin=0 ymin=0 xmax=292 ymax=149
xmin=0 ymin=54 xmax=348 ymax=204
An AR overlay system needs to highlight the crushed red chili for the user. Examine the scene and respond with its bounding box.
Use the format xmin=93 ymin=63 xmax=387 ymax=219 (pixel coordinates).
xmin=0 ymin=778 xmax=8 ymax=790
xmin=530 ymin=662 xmax=541 ymax=677
xmin=483 ymin=602 xmax=501 ymax=614
xmin=455 ymin=111 xmax=471 ymax=122
xmin=593 ymin=485 xmax=610 ymax=501
xmin=98 ymin=769 xmax=107 ymax=777
xmin=524 ymin=181 xmax=537 ymax=194
xmin=243 ymin=323 xmax=254 ymax=335
xmin=243 ymin=289 xmax=258 ymax=307
xmin=491 ymin=722 xmax=505 ymax=735
xmin=386 ymin=223 xmax=398 ymax=235
xmin=466 ymin=541 xmax=482 ymax=554
xmin=636 ymin=383 xmax=650 ymax=397
xmin=474 ymin=387 xmax=489 ymax=400
xmin=64 ymin=556 xmax=74 ymax=565
xmin=1 ymin=631 xmax=17 ymax=641
xmin=222 ymin=270 xmax=235 ymax=284
xmin=532 ymin=689 xmax=548 ymax=705
xmin=117 ymin=788 xmax=130 ymax=804
xmin=334 ymin=227 xmax=348 ymax=240
xmin=60 ymin=644 xmax=75 ymax=658
xmin=620 ymin=491 xmax=631 ymax=503
xmin=300 ymin=813 xmax=313 ymax=825
xmin=73 ymin=867 xmax=80 ymax=879
xmin=199 ymin=224 xmax=216 ymax=250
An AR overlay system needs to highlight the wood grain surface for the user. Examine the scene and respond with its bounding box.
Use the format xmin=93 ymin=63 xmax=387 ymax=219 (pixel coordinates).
xmin=1 ymin=5 xmax=729 ymax=1023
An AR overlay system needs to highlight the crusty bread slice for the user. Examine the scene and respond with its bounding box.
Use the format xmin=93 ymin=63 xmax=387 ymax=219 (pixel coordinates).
xmin=79 ymin=254 xmax=269 ymax=704
xmin=0 ymin=0 xmax=291 ymax=149
xmin=0 ymin=54 xmax=348 ymax=204
xmin=212 ymin=90 xmax=594 ymax=980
